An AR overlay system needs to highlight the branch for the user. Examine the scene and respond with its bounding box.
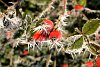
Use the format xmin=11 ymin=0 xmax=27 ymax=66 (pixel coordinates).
xmin=63 ymin=0 xmax=67 ymax=15
xmin=0 ymin=0 xmax=8 ymax=7
xmin=33 ymin=0 xmax=56 ymax=22
xmin=53 ymin=49 xmax=57 ymax=67
xmin=46 ymin=54 xmax=51 ymax=67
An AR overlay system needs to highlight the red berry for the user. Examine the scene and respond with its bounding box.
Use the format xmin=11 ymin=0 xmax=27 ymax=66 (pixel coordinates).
xmin=96 ymin=57 xmax=100 ymax=67
xmin=49 ymin=30 xmax=62 ymax=40
xmin=43 ymin=19 xmax=54 ymax=31
xmin=62 ymin=64 xmax=68 ymax=67
xmin=85 ymin=61 xmax=93 ymax=67
xmin=32 ymin=31 xmax=46 ymax=41
xmin=74 ymin=5 xmax=84 ymax=11
xmin=23 ymin=51 xmax=28 ymax=55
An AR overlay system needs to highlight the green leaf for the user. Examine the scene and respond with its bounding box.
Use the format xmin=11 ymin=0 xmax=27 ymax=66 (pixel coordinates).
xmin=82 ymin=19 xmax=100 ymax=35
xmin=79 ymin=0 xmax=87 ymax=7
xmin=70 ymin=37 xmax=83 ymax=49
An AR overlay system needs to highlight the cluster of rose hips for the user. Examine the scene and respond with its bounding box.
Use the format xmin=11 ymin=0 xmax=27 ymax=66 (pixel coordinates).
xmin=32 ymin=19 xmax=62 ymax=42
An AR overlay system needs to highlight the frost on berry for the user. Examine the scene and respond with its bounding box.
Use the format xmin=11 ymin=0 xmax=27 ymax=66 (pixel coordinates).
xmin=48 ymin=30 xmax=64 ymax=52
xmin=49 ymin=30 xmax=62 ymax=40
xmin=34 ymin=19 xmax=54 ymax=33
xmin=21 ymin=19 xmax=54 ymax=51
xmin=43 ymin=19 xmax=54 ymax=31
xmin=30 ymin=30 xmax=47 ymax=50
xmin=32 ymin=31 xmax=46 ymax=42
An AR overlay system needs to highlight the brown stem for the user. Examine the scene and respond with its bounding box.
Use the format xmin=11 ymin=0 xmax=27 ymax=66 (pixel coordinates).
xmin=9 ymin=49 xmax=14 ymax=66
xmin=54 ymin=0 xmax=67 ymax=30
xmin=63 ymin=0 xmax=67 ymax=15
xmin=46 ymin=54 xmax=51 ymax=67
xmin=0 ymin=44 xmax=5 ymax=51
xmin=73 ymin=0 xmax=77 ymax=5
xmin=53 ymin=48 xmax=57 ymax=67
xmin=0 ymin=0 xmax=8 ymax=7
xmin=33 ymin=0 xmax=56 ymax=22
xmin=54 ymin=59 xmax=56 ymax=67
xmin=75 ymin=28 xmax=84 ymax=35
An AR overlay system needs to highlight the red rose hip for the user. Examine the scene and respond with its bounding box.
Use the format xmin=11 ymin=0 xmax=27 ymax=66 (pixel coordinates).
xmin=49 ymin=30 xmax=62 ymax=40
xmin=32 ymin=31 xmax=46 ymax=41
xmin=62 ymin=63 xmax=68 ymax=67
xmin=74 ymin=4 xmax=84 ymax=11
xmin=43 ymin=19 xmax=54 ymax=31
xmin=96 ymin=57 xmax=100 ymax=67
xmin=23 ymin=51 xmax=28 ymax=55
xmin=85 ymin=61 xmax=93 ymax=67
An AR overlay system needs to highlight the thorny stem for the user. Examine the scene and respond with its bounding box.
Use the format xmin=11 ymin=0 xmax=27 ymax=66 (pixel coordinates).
xmin=82 ymin=8 xmax=100 ymax=21
xmin=75 ymin=28 xmax=84 ymax=35
xmin=53 ymin=48 xmax=57 ymax=67
xmin=46 ymin=54 xmax=51 ymax=67
xmin=10 ymin=49 xmax=14 ymax=66
xmin=54 ymin=0 xmax=67 ymax=29
xmin=54 ymin=17 xmax=61 ymax=29
xmin=82 ymin=13 xmax=89 ymax=20
xmin=63 ymin=0 xmax=67 ymax=15
xmin=85 ymin=8 xmax=100 ymax=13
xmin=8 ymin=39 xmax=15 ymax=66
xmin=0 ymin=44 xmax=5 ymax=52
xmin=33 ymin=0 xmax=56 ymax=22
xmin=0 ymin=0 xmax=8 ymax=7
xmin=54 ymin=9 xmax=64 ymax=29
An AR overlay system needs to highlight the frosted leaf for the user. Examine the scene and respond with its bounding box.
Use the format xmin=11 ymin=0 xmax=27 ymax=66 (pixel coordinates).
xmin=65 ymin=35 xmax=82 ymax=46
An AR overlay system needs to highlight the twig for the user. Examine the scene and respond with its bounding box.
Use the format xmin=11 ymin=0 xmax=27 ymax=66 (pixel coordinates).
xmin=63 ymin=0 xmax=67 ymax=15
xmin=85 ymin=8 xmax=100 ymax=13
xmin=0 ymin=44 xmax=5 ymax=51
xmin=53 ymin=48 xmax=57 ymax=67
xmin=75 ymin=28 xmax=84 ymax=35
xmin=46 ymin=54 xmax=51 ymax=67
xmin=33 ymin=0 xmax=56 ymax=22
xmin=9 ymin=48 xmax=14 ymax=66
xmin=54 ymin=0 xmax=67 ymax=29
xmin=0 ymin=0 xmax=8 ymax=7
